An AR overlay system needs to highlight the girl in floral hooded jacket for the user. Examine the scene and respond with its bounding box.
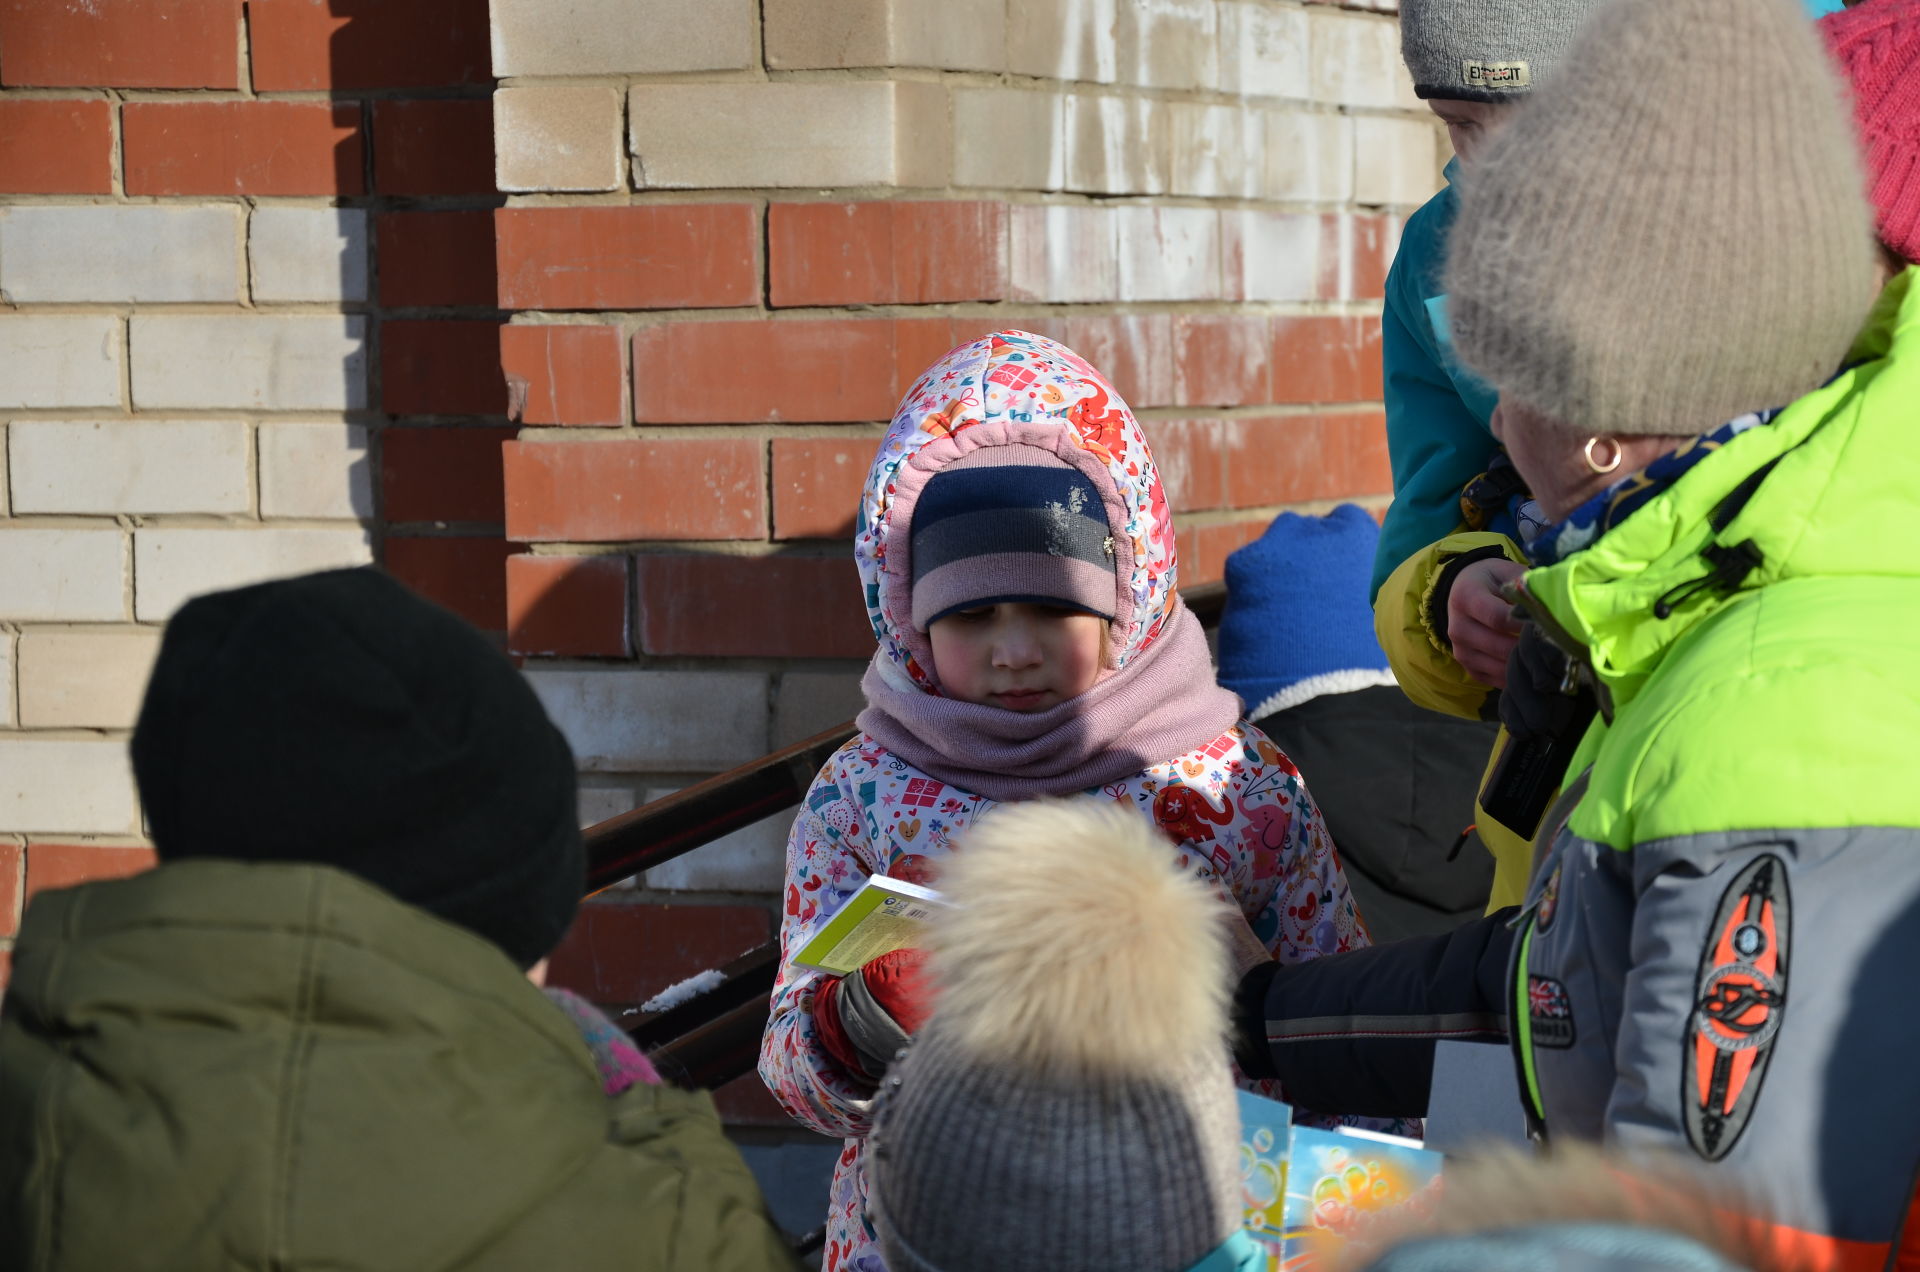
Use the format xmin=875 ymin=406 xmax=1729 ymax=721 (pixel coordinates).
xmin=757 ymin=330 xmax=1395 ymax=1272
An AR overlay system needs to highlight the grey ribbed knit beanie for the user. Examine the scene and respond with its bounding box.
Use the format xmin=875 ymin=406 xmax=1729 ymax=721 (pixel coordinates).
xmin=1400 ymin=0 xmax=1601 ymax=101
xmin=1447 ymin=0 xmax=1881 ymax=438
xmin=868 ymin=800 xmax=1244 ymax=1272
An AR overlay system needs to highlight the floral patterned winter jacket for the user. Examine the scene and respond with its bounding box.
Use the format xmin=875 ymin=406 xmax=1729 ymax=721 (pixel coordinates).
xmin=756 ymin=330 xmax=1385 ymax=1272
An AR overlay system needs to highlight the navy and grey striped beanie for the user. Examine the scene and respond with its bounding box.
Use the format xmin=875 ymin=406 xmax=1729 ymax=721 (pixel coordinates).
xmin=908 ymin=444 xmax=1118 ymax=632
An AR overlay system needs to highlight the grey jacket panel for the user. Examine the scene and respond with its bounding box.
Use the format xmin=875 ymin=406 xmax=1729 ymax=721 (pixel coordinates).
xmin=1517 ymin=829 xmax=1635 ymax=1141
xmin=1529 ymin=825 xmax=1920 ymax=1250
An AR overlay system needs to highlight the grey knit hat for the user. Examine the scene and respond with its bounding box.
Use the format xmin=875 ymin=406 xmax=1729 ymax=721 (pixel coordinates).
xmin=1448 ymin=0 xmax=1882 ymax=438
xmin=868 ymin=800 xmax=1244 ymax=1272
xmin=1400 ymin=0 xmax=1599 ymax=101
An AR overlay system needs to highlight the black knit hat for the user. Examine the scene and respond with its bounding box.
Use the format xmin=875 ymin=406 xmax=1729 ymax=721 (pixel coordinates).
xmin=131 ymin=568 xmax=583 ymax=969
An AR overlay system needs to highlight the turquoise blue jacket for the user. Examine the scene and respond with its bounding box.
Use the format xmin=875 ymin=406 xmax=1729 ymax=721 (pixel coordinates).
xmin=1370 ymin=161 xmax=1501 ymax=602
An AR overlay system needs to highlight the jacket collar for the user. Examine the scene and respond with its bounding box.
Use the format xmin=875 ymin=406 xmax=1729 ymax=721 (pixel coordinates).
xmin=1518 ymin=268 xmax=1916 ymax=717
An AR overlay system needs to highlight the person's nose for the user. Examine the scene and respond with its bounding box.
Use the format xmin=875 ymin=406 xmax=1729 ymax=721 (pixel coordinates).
xmin=991 ymin=621 xmax=1043 ymax=670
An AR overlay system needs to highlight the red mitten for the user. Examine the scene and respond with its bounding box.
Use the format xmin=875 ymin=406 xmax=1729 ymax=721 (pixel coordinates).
xmin=861 ymin=947 xmax=935 ymax=1034
xmin=809 ymin=947 xmax=936 ymax=1083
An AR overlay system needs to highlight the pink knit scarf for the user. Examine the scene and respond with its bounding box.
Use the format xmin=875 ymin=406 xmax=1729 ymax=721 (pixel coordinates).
xmin=855 ymin=596 xmax=1242 ymax=803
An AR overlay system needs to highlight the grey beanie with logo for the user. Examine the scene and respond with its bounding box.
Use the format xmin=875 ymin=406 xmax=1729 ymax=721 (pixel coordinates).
xmin=1400 ymin=0 xmax=1601 ymax=101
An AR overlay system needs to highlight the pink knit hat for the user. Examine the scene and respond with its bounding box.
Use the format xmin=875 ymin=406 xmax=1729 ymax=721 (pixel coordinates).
xmin=1823 ymin=0 xmax=1920 ymax=264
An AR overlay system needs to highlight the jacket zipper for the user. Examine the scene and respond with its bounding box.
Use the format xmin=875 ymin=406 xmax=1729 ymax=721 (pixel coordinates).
xmin=1509 ymin=913 xmax=1550 ymax=1143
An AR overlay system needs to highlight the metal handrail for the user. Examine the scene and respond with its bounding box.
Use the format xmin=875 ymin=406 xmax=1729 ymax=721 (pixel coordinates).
xmin=591 ymin=581 xmax=1231 ymax=1066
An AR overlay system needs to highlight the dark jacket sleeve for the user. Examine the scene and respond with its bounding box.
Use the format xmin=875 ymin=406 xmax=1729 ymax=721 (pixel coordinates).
xmin=1233 ymin=908 xmax=1518 ymax=1118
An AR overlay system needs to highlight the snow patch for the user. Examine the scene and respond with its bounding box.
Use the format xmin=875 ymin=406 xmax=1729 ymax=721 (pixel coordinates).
xmin=637 ymin=968 xmax=726 ymax=1014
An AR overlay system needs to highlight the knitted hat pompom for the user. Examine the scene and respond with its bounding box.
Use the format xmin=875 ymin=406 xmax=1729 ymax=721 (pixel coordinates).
xmin=870 ymin=799 xmax=1244 ymax=1272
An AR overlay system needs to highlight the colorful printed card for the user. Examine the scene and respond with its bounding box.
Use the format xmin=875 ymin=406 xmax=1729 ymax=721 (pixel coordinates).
xmin=1236 ymin=1090 xmax=1295 ymax=1270
xmin=792 ymin=874 xmax=946 ymax=975
xmin=1280 ymin=1124 xmax=1444 ymax=1270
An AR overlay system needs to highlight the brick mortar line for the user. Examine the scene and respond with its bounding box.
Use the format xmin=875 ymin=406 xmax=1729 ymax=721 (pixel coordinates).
xmin=0 ymin=88 xmax=495 ymax=104
xmin=0 ymin=725 xmax=132 ymax=742
xmin=0 ymin=514 xmax=375 ymax=531
xmin=497 ymin=300 xmax=1391 ymax=325
xmin=0 ymin=409 xmax=394 ymax=422
xmin=504 ymin=67 xmax=1430 ymax=119
xmin=504 ymin=402 xmax=1387 ymax=443
xmin=0 ymin=196 xmax=504 ymax=210
xmin=494 ymin=189 xmax=1432 ymax=214
xmin=4 ymin=621 xmax=175 ymax=633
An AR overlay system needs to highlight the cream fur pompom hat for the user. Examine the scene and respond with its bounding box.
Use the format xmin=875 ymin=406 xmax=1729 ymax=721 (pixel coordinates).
xmin=1447 ymin=0 xmax=1882 ymax=437
xmin=868 ymin=799 xmax=1245 ymax=1272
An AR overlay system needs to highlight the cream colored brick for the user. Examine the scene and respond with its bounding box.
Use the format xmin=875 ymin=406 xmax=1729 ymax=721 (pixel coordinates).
xmin=0 ymin=632 xmax=14 ymax=729
xmin=773 ymin=670 xmax=866 ymax=748
xmin=952 ymin=88 xmax=1065 ymax=191
xmin=766 ymin=0 xmax=1004 ymax=71
xmin=1009 ymin=204 xmax=1118 ymax=304
xmin=1063 ymin=94 xmax=1168 ymax=196
xmin=641 ymin=785 xmax=787 ymax=892
xmin=0 ymin=530 xmax=125 ymax=622
xmin=1007 ymin=0 xmax=1118 ymax=83
xmin=1309 ymin=10 xmax=1405 ymax=109
xmin=17 ymin=629 xmax=163 ymax=729
xmin=1116 ymin=0 xmax=1217 ymax=90
xmin=1217 ymin=2 xmax=1310 ymax=98
xmin=577 ymin=782 xmax=640 ymax=830
xmin=0 ymin=739 xmax=138 ymax=835
xmin=0 ymin=206 xmax=241 ymax=304
xmin=495 ymin=85 xmax=623 ymax=194
xmin=1167 ymin=102 xmax=1262 ymax=199
xmin=1355 ymin=115 xmax=1446 ymax=206
xmin=249 ymin=208 xmax=369 ymax=304
xmin=258 ymin=423 xmax=371 ymax=520
xmin=630 ymin=82 xmax=951 ymax=189
xmin=524 ymin=668 xmax=768 ymax=773
xmin=9 ymin=420 xmax=249 ymax=515
xmin=134 ymin=528 xmax=372 ymax=622
xmin=131 ymin=315 xmax=367 ymax=412
xmin=1222 ymin=210 xmax=1324 ymax=303
xmin=491 ymin=0 xmax=755 ymax=76
xmin=0 ymin=316 xmax=122 ymax=411
xmin=1113 ymin=206 xmax=1221 ymax=303
xmin=1263 ymin=109 xmax=1354 ymax=203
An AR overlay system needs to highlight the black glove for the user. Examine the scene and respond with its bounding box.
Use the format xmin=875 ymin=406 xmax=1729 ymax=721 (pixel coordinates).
xmin=1499 ymin=621 xmax=1588 ymax=742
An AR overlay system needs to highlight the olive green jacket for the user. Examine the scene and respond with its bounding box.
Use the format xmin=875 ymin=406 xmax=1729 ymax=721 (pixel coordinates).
xmin=0 ymin=860 xmax=797 ymax=1272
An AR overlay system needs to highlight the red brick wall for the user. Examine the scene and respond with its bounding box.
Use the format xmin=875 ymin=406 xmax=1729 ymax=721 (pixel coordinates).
xmin=0 ymin=0 xmax=499 ymax=983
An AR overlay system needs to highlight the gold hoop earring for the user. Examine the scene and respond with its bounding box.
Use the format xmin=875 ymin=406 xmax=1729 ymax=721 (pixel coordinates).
xmin=1583 ymin=436 xmax=1622 ymax=475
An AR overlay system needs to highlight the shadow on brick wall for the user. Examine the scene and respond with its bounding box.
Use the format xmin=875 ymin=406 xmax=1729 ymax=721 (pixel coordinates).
xmin=310 ymin=0 xmax=513 ymax=637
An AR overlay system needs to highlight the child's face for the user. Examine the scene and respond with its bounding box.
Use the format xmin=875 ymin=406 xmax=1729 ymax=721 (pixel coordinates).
xmin=927 ymin=602 xmax=1106 ymax=712
xmin=1427 ymin=98 xmax=1511 ymax=165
